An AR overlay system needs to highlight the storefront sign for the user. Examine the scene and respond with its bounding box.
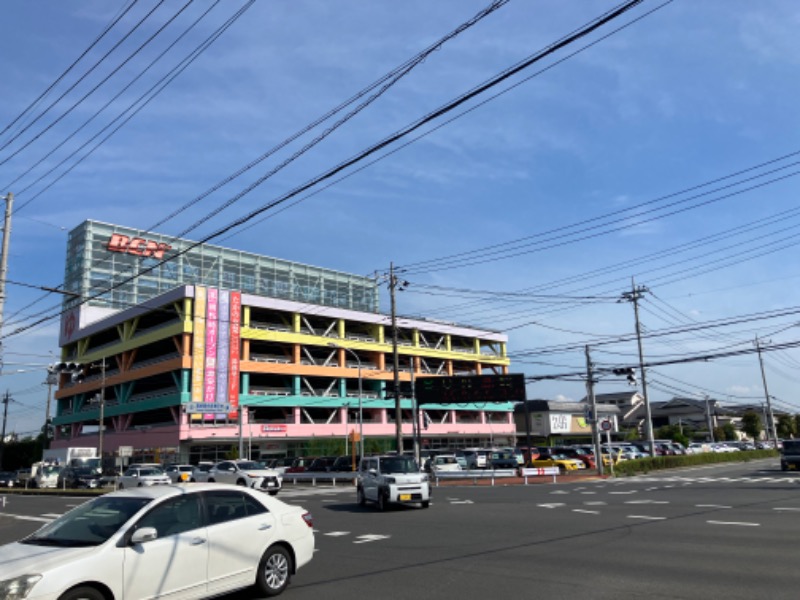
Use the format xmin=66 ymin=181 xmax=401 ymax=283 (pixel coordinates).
xmin=261 ymin=425 xmax=288 ymax=434
xmin=107 ymin=234 xmax=172 ymax=258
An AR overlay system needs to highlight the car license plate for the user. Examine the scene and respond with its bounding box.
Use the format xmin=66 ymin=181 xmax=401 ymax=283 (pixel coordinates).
xmin=267 ymin=482 xmax=275 ymax=487
xmin=399 ymin=494 xmax=411 ymax=501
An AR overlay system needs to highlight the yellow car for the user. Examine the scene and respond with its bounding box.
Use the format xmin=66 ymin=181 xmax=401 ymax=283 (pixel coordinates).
xmin=529 ymin=453 xmax=585 ymax=473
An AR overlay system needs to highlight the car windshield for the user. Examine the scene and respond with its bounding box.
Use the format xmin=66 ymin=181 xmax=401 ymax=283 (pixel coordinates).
xmin=73 ymin=468 xmax=96 ymax=476
xmin=380 ymin=457 xmax=418 ymax=474
xmin=138 ymin=468 xmax=163 ymax=476
xmin=236 ymin=461 xmax=263 ymax=470
xmin=21 ymin=496 xmax=153 ymax=547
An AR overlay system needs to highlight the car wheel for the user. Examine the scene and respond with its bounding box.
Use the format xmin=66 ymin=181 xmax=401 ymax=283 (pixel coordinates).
xmin=118 ymin=483 xmax=124 ymax=489
xmin=377 ymin=491 xmax=386 ymax=512
xmin=208 ymin=478 xmax=215 ymax=483
xmin=237 ymin=479 xmax=247 ymax=486
xmin=58 ymin=585 xmax=106 ymax=600
xmin=357 ymin=486 xmax=366 ymax=506
xmin=421 ymin=500 xmax=430 ymax=509
xmin=269 ymin=490 xmax=279 ymax=496
xmin=558 ymin=466 xmax=566 ymax=475
xmin=255 ymin=545 xmax=293 ymax=596
xmin=190 ymin=477 xmax=196 ymax=482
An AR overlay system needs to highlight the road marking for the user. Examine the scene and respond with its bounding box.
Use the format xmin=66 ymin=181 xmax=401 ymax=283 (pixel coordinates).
xmin=550 ymin=490 xmax=569 ymax=495
xmin=354 ymin=534 xmax=390 ymax=544
xmin=773 ymin=507 xmax=800 ymax=512
xmin=707 ymin=521 xmax=759 ymax=527
xmin=450 ymin=500 xmax=474 ymax=505
xmin=625 ymin=500 xmax=669 ymax=505
xmin=537 ymin=503 xmax=565 ymax=509
xmin=573 ymin=509 xmax=600 ymax=514
xmin=627 ymin=515 xmax=666 ymax=521
xmin=610 ymin=491 xmax=638 ymax=495
xmin=1 ymin=514 xmax=53 ymax=522
xmin=41 ymin=513 xmax=63 ymax=518
xmin=583 ymin=501 xmax=607 ymax=506
xmin=695 ymin=504 xmax=731 ymax=509
xmin=324 ymin=531 xmax=350 ymax=537
xmin=579 ymin=491 xmax=597 ymax=495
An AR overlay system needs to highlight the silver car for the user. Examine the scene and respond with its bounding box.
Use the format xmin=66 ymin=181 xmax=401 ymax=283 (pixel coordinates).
xmin=117 ymin=467 xmax=171 ymax=488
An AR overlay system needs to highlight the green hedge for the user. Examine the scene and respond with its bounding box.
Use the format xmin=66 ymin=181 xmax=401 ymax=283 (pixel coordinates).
xmin=611 ymin=450 xmax=779 ymax=477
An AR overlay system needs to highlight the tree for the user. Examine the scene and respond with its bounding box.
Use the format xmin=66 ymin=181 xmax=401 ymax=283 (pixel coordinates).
xmin=741 ymin=411 xmax=762 ymax=441
xmin=777 ymin=414 xmax=797 ymax=439
xmin=721 ymin=423 xmax=737 ymax=441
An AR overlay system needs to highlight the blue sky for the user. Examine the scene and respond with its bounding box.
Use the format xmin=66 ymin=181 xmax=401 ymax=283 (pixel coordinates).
xmin=2 ymin=0 xmax=800 ymax=437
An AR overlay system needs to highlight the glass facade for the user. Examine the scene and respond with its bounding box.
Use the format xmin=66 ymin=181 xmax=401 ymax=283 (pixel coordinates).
xmin=63 ymin=221 xmax=379 ymax=312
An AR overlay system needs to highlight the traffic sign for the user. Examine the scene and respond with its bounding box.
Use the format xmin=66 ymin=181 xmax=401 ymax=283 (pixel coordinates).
xmin=184 ymin=402 xmax=234 ymax=413
xmin=600 ymin=419 xmax=613 ymax=432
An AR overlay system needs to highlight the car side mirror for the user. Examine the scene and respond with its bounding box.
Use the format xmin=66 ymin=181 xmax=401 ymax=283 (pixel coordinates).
xmin=131 ymin=527 xmax=158 ymax=545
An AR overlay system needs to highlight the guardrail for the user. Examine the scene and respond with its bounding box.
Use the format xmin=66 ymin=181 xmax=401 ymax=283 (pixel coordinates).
xmin=520 ymin=466 xmax=559 ymax=484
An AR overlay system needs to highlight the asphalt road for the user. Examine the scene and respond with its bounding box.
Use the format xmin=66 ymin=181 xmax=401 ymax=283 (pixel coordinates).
xmin=2 ymin=458 xmax=798 ymax=600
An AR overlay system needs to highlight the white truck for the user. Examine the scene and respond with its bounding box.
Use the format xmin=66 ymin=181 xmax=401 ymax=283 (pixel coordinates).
xmin=22 ymin=448 xmax=101 ymax=488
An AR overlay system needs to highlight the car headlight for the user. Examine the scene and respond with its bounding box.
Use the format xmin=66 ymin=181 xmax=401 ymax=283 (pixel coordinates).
xmin=0 ymin=574 xmax=42 ymax=599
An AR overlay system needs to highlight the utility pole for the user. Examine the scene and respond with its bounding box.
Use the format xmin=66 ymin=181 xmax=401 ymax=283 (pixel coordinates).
xmin=389 ymin=263 xmax=402 ymax=453
xmin=704 ymin=394 xmax=715 ymax=443
xmin=755 ymin=336 xmax=779 ymax=447
xmin=0 ymin=193 xmax=14 ymax=373
xmin=619 ymin=278 xmax=654 ymax=456
xmin=97 ymin=359 xmax=107 ymax=463
xmin=584 ymin=346 xmax=604 ymax=475
xmin=44 ymin=366 xmax=58 ymax=450
xmin=0 ymin=391 xmax=9 ymax=468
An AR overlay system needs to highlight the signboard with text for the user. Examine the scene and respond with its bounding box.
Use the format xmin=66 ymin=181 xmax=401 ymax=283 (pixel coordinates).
xmin=415 ymin=374 xmax=526 ymax=405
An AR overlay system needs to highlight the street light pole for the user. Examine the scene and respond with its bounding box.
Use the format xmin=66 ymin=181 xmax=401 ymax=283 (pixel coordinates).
xmin=329 ymin=343 xmax=364 ymax=460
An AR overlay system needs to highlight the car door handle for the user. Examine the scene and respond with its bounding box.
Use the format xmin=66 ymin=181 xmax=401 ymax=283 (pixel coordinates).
xmin=190 ymin=537 xmax=207 ymax=545
xmin=258 ymin=524 xmax=272 ymax=531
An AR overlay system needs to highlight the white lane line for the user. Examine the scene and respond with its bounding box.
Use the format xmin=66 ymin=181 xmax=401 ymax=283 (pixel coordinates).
xmin=450 ymin=500 xmax=474 ymax=505
xmin=573 ymin=509 xmax=600 ymax=514
xmin=580 ymin=491 xmax=597 ymax=495
xmin=550 ymin=490 xmax=569 ymax=495
xmin=40 ymin=513 xmax=64 ymax=518
xmin=3 ymin=514 xmax=53 ymax=522
xmin=625 ymin=500 xmax=669 ymax=505
xmin=324 ymin=531 xmax=350 ymax=537
xmin=627 ymin=515 xmax=666 ymax=521
xmin=537 ymin=503 xmax=565 ymax=509
xmin=696 ymin=504 xmax=732 ymax=509
xmin=353 ymin=534 xmax=390 ymax=544
xmin=583 ymin=501 xmax=607 ymax=506
xmin=610 ymin=491 xmax=638 ymax=495
xmin=707 ymin=521 xmax=760 ymax=527
xmin=773 ymin=507 xmax=800 ymax=512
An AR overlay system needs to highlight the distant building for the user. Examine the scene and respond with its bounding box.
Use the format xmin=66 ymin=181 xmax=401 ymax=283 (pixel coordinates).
xmin=514 ymin=400 xmax=619 ymax=444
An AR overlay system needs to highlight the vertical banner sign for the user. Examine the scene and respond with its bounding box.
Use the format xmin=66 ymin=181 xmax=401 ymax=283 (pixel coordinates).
xmin=204 ymin=288 xmax=219 ymax=416
xmin=190 ymin=287 xmax=207 ymax=420
xmin=228 ymin=291 xmax=241 ymax=419
xmin=216 ymin=290 xmax=231 ymax=419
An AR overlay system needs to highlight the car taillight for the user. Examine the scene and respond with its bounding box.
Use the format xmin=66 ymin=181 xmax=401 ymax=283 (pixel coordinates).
xmin=302 ymin=512 xmax=313 ymax=528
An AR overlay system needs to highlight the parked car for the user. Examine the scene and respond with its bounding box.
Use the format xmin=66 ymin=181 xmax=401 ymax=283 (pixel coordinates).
xmin=118 ymin=467 xmax=171 ymax=488
xmin=270 ymin=457 xmax=296 ymax=475
xmin=285 ymin=456 xmax=316 ymax=474
xmin=332 ymin=455 xmax=358 ymax=472
xmin=57 ymin=466 xmax=103 ymax=489
xmin=357 ymin=455 xmax=431 ymax=510
xmin=307 ymin=456 xmax=337 ymax=472
xmin=0 ymin=471 xmax=17 ymax=487
xmin=488 ymin=450 xmax=519 ymax=469
xmin=549 ymin=447 xmax=597 ymax=469
xmin=0 ymin=483 xmax=315 ymax=598
xmin=208 ymin=460 xmax=282 ymax=495
xmin=454 ymin=451 xmax=468 ymax=470
xmin=530 ymin=452 xmax=584 ymax=473
xmin=462 ymin=449 xmax=489 ymax=469
xmin=165 ymin=464 xmax=195 ymax=483
xmin=190 ymin=463 xmax=213 ymax=482
xmin=428 ymin=454 xmax=462 ymax=473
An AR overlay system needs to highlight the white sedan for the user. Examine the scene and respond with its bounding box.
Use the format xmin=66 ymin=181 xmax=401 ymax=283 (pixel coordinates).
xmin=0 ymin=483 xmax=315 ymax=599
xmin=117 ymin=466 xmax=171 ymax=488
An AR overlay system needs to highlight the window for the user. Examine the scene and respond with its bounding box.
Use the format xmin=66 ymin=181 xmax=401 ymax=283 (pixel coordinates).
xmin=205 ymin=490 xmax=267 ymax=525
xmin=136 ymin=495 xmax=203 ymax=538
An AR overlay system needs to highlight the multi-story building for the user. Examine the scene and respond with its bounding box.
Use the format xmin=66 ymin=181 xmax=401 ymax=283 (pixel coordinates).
xmin=52 ymin=221 xmax=515 ymax=464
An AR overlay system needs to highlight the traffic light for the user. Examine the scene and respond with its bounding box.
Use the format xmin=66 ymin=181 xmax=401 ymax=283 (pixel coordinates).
xmin=612 ymin=367 xmax=637 ymax=386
